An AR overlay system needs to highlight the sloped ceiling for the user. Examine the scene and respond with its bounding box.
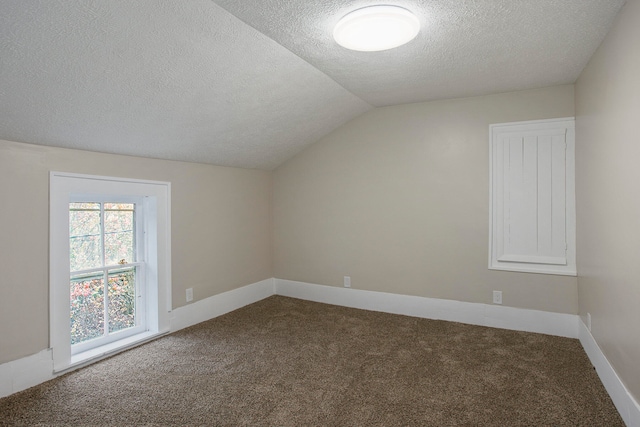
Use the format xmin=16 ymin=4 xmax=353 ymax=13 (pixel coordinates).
xmin=215 ymin=0 xmax=627 ymax=106
xmin=0 ymin=0 xmax=626 ymax=170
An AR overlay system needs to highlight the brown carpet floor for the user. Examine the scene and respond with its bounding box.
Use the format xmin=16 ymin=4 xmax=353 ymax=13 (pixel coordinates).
xmin=0 ymin=296 xmax=624 ymax=426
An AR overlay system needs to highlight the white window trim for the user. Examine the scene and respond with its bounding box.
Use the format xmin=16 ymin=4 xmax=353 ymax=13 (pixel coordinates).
xmin=488 ymin=118 xmax=577 ymax=276
xmin=50 ymin=172 xmax=172 ymax=372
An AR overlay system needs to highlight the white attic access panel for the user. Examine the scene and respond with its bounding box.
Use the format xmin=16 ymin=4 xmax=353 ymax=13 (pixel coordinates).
xmin=489 ymin=118 xmax=576 ymax=276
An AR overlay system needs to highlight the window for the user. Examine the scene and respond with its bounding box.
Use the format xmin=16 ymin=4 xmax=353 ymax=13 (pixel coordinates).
xmin=69 ymin=200 xmax=146 ymax=354
xmin=489 ymin=118 xmax=576 ymax=276
xmin=50 ymin=172 xmax=172 ymax=372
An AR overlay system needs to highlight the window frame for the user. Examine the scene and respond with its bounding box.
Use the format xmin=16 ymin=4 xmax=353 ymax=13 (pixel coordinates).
xmin=50 ymin=172 xmax=172 ymax=372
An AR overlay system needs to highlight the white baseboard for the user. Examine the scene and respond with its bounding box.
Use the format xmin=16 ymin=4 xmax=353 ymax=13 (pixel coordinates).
xmin=169 ymin=278 xmax=275 ymax=332
xmin=3 ymin=276 xmax=636 ymax=427
xmin=274 ymin=279 xmax=579 ymax=338
xmin=579 ymin=320 xmax=640 ymax=427
xmin=0 ymin=349 xmax=54 ymax=399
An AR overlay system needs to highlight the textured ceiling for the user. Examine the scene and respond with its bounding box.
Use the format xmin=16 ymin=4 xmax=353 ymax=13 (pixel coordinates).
xmin=0 ymin=0 xmax=626 ymax=169
xmin=214 ymin=0 xmax=627 ymax=107
xmin=0 ymin=1 xmax=370 ymax=169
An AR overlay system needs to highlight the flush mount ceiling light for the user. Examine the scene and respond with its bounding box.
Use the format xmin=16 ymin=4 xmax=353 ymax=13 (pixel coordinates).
xmin=333 ymin=5 xmax=420 ymax=52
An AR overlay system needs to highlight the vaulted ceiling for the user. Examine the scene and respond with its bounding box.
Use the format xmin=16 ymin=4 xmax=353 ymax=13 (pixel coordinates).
xmin=0 ymin=0 xmax=626 ymax=169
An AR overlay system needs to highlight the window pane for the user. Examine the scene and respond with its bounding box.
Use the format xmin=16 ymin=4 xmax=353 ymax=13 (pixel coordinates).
xmin=69 ymin=205 xmax=102 ymax=271
xmin=104 ymin=203 xmax=134 ymax=211
xmin=108 ymin=268 xmax=136 ymax=333
xmin=104 ymin=207 xmax=134 ymax=265
xmin=70 ymin=274 xmax=104 ymax=345
xmin=70 ymin=202 xmax=100 ymax=210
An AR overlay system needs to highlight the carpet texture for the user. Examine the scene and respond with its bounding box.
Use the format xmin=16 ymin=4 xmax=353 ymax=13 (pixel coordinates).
xmin=0 ymin=296 xmax=624 ymax=426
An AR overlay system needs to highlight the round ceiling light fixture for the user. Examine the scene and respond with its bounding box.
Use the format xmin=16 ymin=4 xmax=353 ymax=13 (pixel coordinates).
xmin=333 ymin=5 xmax=420 ymax=52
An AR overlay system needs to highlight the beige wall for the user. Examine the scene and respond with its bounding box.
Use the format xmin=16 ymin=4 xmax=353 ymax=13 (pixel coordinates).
xmin=575 ymin=0 xmax=640 ymax=403
xmin=0 ymin=139 xmax=272 ymax=364
xmin=273 ymin=86 xmax=578 ymax=313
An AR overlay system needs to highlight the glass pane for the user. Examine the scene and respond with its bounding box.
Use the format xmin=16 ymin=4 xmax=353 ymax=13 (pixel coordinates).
xmin=70 ymin=202 xmax=100 ymax=210
xmin=104 ymin=207 xmax=134 ymax=265
xmin=108 ymin=268 xmax=136 ymax=333
xmin=104 ymin=203 xmax=134 ymax=211
xmin=69 ymin=204 xmax=102 ymax=271
xmin=70 ymin=273 xmax=105 ymax=345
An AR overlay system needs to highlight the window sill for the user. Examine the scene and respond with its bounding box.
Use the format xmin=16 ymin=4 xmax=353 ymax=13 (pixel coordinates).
xmin=489 ymin=264 xmax=577 ymax=276
xmin=61 ymin=330 xmax=168 ymax=373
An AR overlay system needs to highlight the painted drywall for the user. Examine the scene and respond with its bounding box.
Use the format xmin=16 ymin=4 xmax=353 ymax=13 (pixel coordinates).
xmin=0 ymin=139 xmax=272 ymax=365
xmin=575 ymin=0 xmax=640 ymax=403
xmin=273 ymin=85 xmax=577 ymax=314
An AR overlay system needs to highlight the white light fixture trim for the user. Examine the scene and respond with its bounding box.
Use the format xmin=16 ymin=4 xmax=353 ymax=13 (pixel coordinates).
xmin=333 ymin=5 xmax=420 ymax=52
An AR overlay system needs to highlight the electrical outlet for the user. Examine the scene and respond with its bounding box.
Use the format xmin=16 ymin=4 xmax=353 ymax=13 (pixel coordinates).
xmin=186 ymin=288 xmax=193 ymax=302
xmin=344 ymin=276 xmax=351 ymax=288
xmin=492 ymin=290 xmax=502 ymax=305
xmin=587 ymin=312 xmax=592 ymax=331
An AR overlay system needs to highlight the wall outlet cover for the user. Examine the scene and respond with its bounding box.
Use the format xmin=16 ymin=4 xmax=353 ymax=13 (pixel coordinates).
xmin=343 ymin=276 xmax=351 ymax=288
xmin=492 ymin=290 xmax=502 ymax=305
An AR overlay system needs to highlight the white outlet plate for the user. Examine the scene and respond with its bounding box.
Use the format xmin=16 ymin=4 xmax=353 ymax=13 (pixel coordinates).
xmin=492 ymin=290 xmax=502 ymax=305
xmin=343 ymin=276 xmax=351 ymax=288
xmin=587 ymin=312 xmax=592 ymax=331
xmin=186 ymin=288 xmax=193 ymax=302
